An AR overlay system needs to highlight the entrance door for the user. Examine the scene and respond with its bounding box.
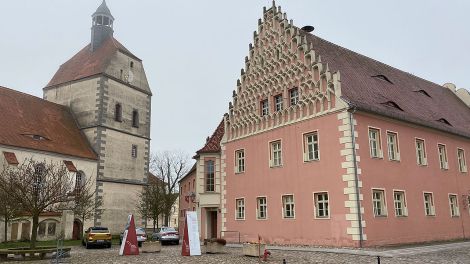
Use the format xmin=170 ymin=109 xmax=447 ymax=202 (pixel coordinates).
xmin=21 ymin=222 xmax=31 ymax=240
xmin=209 ymin=211 xmax=217 ymax=238
xmin=10 ymin=223 xmax=18 ymax=241
xmin=72 ymin=219 xmax=82 ymax=240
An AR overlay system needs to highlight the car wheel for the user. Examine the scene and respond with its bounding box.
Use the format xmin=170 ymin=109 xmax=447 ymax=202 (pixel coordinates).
xmin=107 ymin=243 xmax=112 ymax=248
xmin=85 ymin=241 xmax=90 ymax=249
xmin=81 ymin=240 xmax=85 ymax=246
xmin=138 ymin=242 xmax=142 ymax=247
xmin=175 ymin=240 xmax=179 ymax=245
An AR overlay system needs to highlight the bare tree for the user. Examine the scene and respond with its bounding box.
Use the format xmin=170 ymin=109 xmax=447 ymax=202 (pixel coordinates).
xmin=0 ymin=190 xmax=21 ymax=243
xmin=72 ymin=174 xmax=103 ymax=239
xmin=150 ymin=151 xmax=189 ymax=226
xmin=0 ymin=158 xmax=74 ymax=249
xmin=136 ymin=181 xmax=164 ymax=231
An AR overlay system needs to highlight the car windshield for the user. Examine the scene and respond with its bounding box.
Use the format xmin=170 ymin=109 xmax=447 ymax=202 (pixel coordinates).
xmin=90 ymin=227 xmax=109 ymax=233
xmin=162 ymin=227 xmax=176 ymax=232
xmin=136 ymin=228 xmax=146 ymax=234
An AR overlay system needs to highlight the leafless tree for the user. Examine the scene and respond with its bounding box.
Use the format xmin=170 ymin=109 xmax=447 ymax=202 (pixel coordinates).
xmin=72 ymin=174 xmax=103 ymax=239
xmin=0 ymin=158 xmax=75 ymax=249
xmin=0 ymin=189 xmax=21 ymax=243
xmin=150 ymin=151 xmax=189 ymax=226
xmin=136 ymin=181 xmax=164 ymax=231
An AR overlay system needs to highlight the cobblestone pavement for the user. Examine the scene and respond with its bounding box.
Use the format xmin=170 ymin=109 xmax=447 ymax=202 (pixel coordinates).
xmin=10 ymin=243 xmax=470 ymax=264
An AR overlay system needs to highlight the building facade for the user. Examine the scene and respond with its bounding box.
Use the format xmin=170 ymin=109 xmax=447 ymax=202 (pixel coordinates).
xmin=191 ymin=2 xmax=470 ymax=247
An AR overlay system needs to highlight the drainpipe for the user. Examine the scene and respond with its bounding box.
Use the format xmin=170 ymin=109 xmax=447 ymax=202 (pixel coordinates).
xmin=348 ymin=106 xmax=364 ymax=248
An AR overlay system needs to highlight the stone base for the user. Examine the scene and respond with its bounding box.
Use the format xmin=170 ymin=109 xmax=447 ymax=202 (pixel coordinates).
xmin=242 ymin=243 xmax=266 ymax=257
xmin=206 ymin=242 xmax=224 ymax=254
xmin=141 ymin=241 xmax=161 ymax=253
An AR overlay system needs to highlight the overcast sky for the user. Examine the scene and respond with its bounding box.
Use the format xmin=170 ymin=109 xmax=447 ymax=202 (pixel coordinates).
xmin=1 ymin=0 xmax=469 ymax=157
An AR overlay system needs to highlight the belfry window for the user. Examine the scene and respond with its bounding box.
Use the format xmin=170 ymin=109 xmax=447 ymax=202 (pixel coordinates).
xmin=132 ymin=110 xmax=139 ymax=128
xmin=115 ymin=103 xmax=122 ymax=122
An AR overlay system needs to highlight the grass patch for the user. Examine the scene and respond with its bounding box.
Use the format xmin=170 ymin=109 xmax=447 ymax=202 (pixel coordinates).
xmin=0 ymin=238 xmax=121 ymax=250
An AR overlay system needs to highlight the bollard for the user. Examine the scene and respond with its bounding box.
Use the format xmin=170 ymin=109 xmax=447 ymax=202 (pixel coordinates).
xmin=283 ymin=259 xmax=286 ymax=264
xmin=377 ymin=256 xmax=380 ymax=264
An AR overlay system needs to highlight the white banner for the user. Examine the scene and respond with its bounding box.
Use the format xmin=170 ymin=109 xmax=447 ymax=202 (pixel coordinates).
xmin=186 ymin=211 xmax=201 ymax=256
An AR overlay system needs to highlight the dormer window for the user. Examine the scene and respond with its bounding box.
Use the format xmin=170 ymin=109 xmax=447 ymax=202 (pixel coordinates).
xmin=115 ymin=103 xmax=122 ymax=122
xmin=372 ymin=74 xmax=393 ymax=84
xmin=132 ymin=110 xmax=139 ymax=128
xmin=437 ymin=118 xmax=452 ymax=126
xmin=414 ymin=89 xmax=432 ymax=98
xmin=381 ymin=101 xmax=403 ymax=111
xmin=22 ymin=134 xmax=49 ymax=141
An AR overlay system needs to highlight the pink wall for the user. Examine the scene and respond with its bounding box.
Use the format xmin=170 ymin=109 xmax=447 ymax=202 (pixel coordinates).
xmin=225 ymin=113 xmax=356 ymax=246
xmin=356 ymin=113 xmax=470 ymax=246
xmin=178 ymin=171 xmax=196 ymax=236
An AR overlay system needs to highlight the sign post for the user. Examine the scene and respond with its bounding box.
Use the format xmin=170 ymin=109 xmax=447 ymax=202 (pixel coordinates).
xmin=119 ymin=214 xmax=139 ymax=256
xmin=181 ymin=211 xmax=201 ymax=256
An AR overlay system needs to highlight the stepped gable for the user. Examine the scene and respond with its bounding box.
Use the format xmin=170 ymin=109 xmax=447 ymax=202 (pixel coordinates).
xmin=196 ymin=119 xmax=225 ymax=154
xmin=301 ymin=33 xmax=470 ymax=138
xmin=46 ymin=37 xmax=139 ymax=88
xmin=0 ymin=86 xmax=97 ymax=160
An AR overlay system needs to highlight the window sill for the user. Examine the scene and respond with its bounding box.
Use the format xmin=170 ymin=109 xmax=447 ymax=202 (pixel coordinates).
xmin=370 ymin=156 xmax=384 ymax=160
xmin=417 ymin=164 xmax=428 ymax=167
xmin=314 ymin=216 xmax=330 ymax=220
xmin=303 ymin=158 xmax=320 ymax=163
xmin=395 ymin=215 xmax=408 ymax=218
xmin=451 ymin=215 xmax=460 ymax=218
xmin=235 ymin=171 xmax=245 ymax=175
xmin=373 ymin=215 xmax=388 ymax=218
xmin=235 ymin=218 xmax=245 ymax=221
xmin=425 ymin=214 xmax=436 ymax=217
xmin=282 ymin=217 xmax=296 ymax=220
xmin=256 ymin=218 xmax=268 ymax=221
xmin=389 ymin=158 xmax=401 ymax=162
xmin=269 ymin=164 xmax=283 ymax=169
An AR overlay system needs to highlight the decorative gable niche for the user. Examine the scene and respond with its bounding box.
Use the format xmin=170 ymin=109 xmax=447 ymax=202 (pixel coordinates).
xmin=225 ymin=2 xmax=346 ymax=141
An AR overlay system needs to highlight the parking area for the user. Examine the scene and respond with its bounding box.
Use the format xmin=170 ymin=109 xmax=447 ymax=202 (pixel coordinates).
xmin=23 ymin=241 xmax=470 ymax=264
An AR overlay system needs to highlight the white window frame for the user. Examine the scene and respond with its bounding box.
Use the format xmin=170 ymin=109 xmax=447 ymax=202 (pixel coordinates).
xmin=269 ymin=140 xmax=282 ymax=167
xmin=235 ymin=198 xmax=245 ymax=220
xmin=256 ymin=196 xmax=268 ymax=220
xmin=303 ymin=131 xmax=320 ymax=162
xmin=289 ymin=88 xmax=299 ymax=106
xmin=457 ymin=148 xmax=467 ymax=173
xmin=368 ymin=127 xmax=383 ymax=159
xmin=386 ymin=131 xmax=400 ymax=161
xmin=260 ymin=99 xmax=269 ymax=116
xmin=274 ymin=94 xmax=283 ymax=112
xmin=235 ymin=149 xmax=245 ymax=173
xmin=438 ymin=144 xmax=449 ymax=170
xmin=393 ymin=190 xmax=408 ymax=217
xmin=372 ymin=189 xmax=387 ymax=217
xmin=282 ymin=194 xmax=295 ymax=219
xmin=423 ymin=192 xmax=436 ymax=216
xmin=313 ymin=192 xmax=330 ymax=219
xmin=415 ymin=138 xmax=427 ymax=166
xmin=449 ymin=194 xmax=460 ymax=217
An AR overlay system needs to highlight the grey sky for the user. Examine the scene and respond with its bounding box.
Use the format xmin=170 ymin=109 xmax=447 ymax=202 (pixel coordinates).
xmin=1 ymin=0 xmax=469 ymax=157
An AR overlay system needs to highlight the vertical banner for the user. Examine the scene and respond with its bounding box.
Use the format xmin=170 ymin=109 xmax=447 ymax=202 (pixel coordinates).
xmin=119 ymin=214 xmax=139 ymax=256
xmin=181 ymin=211 xmax=201 ymax=256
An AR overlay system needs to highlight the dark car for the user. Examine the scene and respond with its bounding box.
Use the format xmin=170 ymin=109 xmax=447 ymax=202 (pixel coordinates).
xmin=82 ymin=227 xmax=112 ymax=249
xmin=119 ymin=227 xmax=147 ymax=247
xmin=152 ymin=227 xmax=179 ymax=245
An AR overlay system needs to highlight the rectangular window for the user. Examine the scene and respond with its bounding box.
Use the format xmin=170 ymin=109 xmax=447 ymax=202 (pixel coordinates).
xmin=368 ymin=128 xmax=382 ymax=158
xmin=314 ymin=192 xmax=329 ymax=218
xmin=132 ymin=110 xmax=139 ymax=128
xmin=256 ymin=197 xmax=267 ymax=219
xmin=289 ymin=88 xmax=299 ymax=106
xmin=303 ymin=132 xmax=319 ymax=161
xmin=205 ymin=160 xmax=215 ymax=192
xmin=260 ymin=99 xmax=269 ymax=116
xmin=458 ymin=148 xmax=467 ymax=172
xmin=393 ymin=191 xmax=407 ymax=217
xmin=438 ymin=144 xmax=448 ymax=169
xmin=282 ymin=195 xmax=295 ymax=218
xmin=386 ymin=132 xmax=400 ymax=161
xmin=424 ymin=192 xmax=435 ymax=216
xmin=270 ymin=141 xmax=282 ymax=167
xmin=38 ymin=222 xmax=46 ymax=236
xmin=131 ymin=145 xmax=138 ymax=158
xmin=372 ymin=189 xmax=387 ymax=216
xmin=415 ymin=139 xmax=427 ymax=165
xmin=235 ymin=149 xmax=245 ymax=173
xmin=274 ymin=94 xmax=283 ymax=112
xmin=449 ymin=194 xmax=459 ymax=217
xmin=236 ymin=198 xmax=245 ymax=220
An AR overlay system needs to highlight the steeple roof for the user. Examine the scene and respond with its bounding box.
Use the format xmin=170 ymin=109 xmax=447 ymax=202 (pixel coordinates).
xmin=93 ymin=0 xmax=114 ymax=19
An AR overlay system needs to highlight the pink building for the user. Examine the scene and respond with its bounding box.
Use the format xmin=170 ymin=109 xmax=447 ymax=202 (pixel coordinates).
xmin=217 ymin=2 xmax=470 ymax=247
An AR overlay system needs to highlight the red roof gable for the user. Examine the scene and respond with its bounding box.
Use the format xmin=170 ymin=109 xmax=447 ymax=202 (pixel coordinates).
xmin=196 ymin=119 xmax=225 ymax=154
xmin=304 ymin=33 xmax=470 ymax=138
xmin=0 ymin=86 xmax=97 ymax=160
xmin=46 ymin=37 xmax=140 ymax=88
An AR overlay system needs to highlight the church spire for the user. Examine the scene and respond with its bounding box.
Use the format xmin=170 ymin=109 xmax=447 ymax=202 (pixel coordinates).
xmin=91 ymin=0 xmax=114 ymax=51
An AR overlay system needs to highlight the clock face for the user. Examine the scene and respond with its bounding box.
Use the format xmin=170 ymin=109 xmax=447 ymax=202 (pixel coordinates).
xmin=128 ymin=70 xmax=134 ymax=83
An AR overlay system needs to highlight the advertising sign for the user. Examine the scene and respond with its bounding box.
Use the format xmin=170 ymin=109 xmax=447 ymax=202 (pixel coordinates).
xmin=181 ymin=211 xmax=201 ymax=256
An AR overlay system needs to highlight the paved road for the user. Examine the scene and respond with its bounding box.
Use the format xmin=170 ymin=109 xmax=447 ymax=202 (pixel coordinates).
xmin=9 ymin=242 xmax=470 ymax=263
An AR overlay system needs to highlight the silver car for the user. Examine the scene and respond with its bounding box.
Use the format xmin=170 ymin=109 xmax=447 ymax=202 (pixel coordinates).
xmin=152 ymin=227 xmax=180 ymax=245
xmin=120 ymin=227 xmax=147 ymax=247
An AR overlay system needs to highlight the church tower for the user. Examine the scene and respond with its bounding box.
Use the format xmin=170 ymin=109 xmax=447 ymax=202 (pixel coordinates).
xmin=43 ymin=1 xmax=152 ymax=232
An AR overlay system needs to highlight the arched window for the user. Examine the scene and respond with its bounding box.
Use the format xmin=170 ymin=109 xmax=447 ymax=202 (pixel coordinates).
xmin=75 ymin=171 xmax=85 ymax=192
xmin=132 ymin=110 xmax=139 ymax=128
xmin=130 ymin=61 xmax=134 ymax=68
xmin=115 ymin=103 xmax=122 ymax=122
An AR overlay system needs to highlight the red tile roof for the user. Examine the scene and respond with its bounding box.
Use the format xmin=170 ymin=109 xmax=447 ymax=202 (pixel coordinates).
xmin=46 ymin=37 xmax=140 ymax=88
xmin=63 ymin=160 xmax=78 ymax=172
xmin=303 ymin=33 xmax=470 ymax=138
xmin=196 ymin=119 xmax=225 ymax=154
xmin=148 ymin=172 xmax=164 ymax=185
xmin=0 ymin=86 xmax=97 ymax=160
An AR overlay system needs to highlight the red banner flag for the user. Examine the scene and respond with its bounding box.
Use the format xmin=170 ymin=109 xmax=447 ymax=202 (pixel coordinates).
xmin=181 ymin=216 xmax=190 ymax=256
xmin=119 ymin=214 xmax=139 ymax=256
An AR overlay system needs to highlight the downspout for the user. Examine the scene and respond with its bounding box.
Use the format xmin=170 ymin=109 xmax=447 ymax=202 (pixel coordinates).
xmin=348 ymin=106 xmax=364 ymax=248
